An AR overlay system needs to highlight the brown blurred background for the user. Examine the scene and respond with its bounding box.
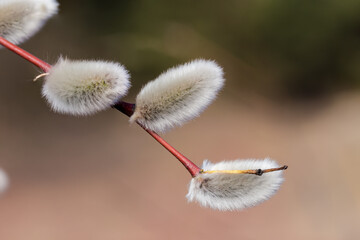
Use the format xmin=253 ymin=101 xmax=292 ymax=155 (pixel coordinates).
xmin=1 ymin=0 xmax=360 ymax=239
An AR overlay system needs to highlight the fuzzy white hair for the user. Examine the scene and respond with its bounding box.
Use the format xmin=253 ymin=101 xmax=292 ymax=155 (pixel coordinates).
xmin=0 ymin=0 xmax=58 ymax=45
xmin=186 ymin=158 xmax=284 ymax=211
xmin=0 ymin=168 xmax=9 ymax=194
xmin=130 ymin=59 xmax=224 ymax=133
xmin=42 ymin=58 xmax=131 ymax=115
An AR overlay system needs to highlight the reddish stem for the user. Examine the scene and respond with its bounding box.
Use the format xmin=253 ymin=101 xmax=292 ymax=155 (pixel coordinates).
xmin=0 ymin=37 xmax=51 ymax=72
xmin=141 ymin=127 xmax=201 ymax=177
xmin=0 ymin=37 xmax=201 ymax=177
xmin=113 ymin=102 xmax=201 ymax=177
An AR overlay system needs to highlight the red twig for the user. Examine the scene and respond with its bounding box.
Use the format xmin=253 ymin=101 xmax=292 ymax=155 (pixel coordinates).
xmin=113 ymin=102 xmax=201 ymax=177
xmin=141 ymin=126 xmax=201 ymax=177
xmin=0 ymin=37 xmax=51 ymax=72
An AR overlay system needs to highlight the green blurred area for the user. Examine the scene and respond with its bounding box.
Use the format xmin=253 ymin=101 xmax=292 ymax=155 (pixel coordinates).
xmin=59 ymin=0 xmax=360 ymax=99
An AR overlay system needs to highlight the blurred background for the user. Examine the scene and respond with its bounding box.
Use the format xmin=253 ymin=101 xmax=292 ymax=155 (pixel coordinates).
xmin=1 ymin=0 xmax=360 ymax=239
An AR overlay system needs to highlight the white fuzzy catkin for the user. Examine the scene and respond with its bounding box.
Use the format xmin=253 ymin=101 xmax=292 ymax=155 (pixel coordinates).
xmin=0 ymin=0 xmax=58 ymax=45
xmin=130 ymin=59 xmax=224 ymax=133
xmin=0 ymin=168 xmax=9 ymax=194
xmin=42 ymin=58 xmax=131 ymax=115
xmin=187 ymin=158 xmax=284 ymax=211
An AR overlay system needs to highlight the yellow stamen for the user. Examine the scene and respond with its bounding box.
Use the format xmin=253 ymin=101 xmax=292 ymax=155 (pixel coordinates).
xmin=201 ymin=165 xmax=288 ymax=176
xmin=202 ymin=169 xmax=259 ymax=174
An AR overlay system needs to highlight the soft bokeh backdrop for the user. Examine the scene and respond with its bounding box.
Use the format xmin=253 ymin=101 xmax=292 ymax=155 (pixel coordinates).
xmin=1 ymin=0 xmax=360 ymax=239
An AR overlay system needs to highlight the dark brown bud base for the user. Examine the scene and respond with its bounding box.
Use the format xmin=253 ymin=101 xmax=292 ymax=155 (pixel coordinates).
xmin=255 ymin=165 xmax=288 ymax=176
